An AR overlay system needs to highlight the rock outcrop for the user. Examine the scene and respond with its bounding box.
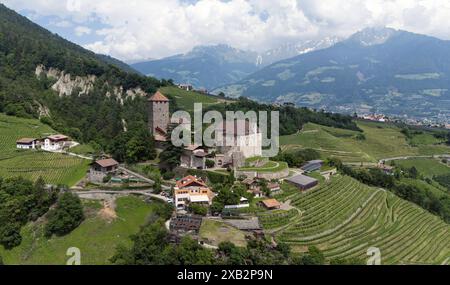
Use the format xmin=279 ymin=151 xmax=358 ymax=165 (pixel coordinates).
xmin=35 ymin=64 xmax=148 ymax=104
xmin=36 ymin=64 xmax=96 ymax=97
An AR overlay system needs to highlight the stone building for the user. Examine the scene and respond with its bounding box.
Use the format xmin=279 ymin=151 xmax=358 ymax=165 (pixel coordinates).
xmin=148 ymin=90 xmax=170 ymax=142
xmin=180 ymin=145 xmax=208 ymax=169
xmin=214 ymin=119 xmax=262 ymax=168
xmin=89 ymin=158 xmax=119 ymax=183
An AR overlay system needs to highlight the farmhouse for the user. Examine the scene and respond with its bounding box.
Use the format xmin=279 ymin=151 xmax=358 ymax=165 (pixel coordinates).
xmin=16 ymin=138 xmax=37 ymax=149
xmin=268 ymin=182 xmax=281 ymax=194
xmin=174 ymin=175 xmax=215 ymax=210
xmin=247 ymin=188 xmax=264 ymax=198
xmin=89 ymin=158 xmax=119 ymax=183
xmin=42 ymin=134 xmax=70 ymax=151
xmin=377 ymin=164 xmax=394 ymax=174
xmin=301 ymin=160 xmax=324 ymax=173
xmin=286 ymin=174 xmax=318 ymax=191
xmin=177 ymin=84 xmax=193 ymax=91
xmin=260 ymin=199 xmax=281 ymax=210
xmin=170 ymin=215 xmax=203 ymax=234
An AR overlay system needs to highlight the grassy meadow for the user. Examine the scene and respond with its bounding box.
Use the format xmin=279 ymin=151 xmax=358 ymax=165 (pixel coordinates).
xmin=393 ymin=158 xmax=450 ymax=178
xmin=280 ymin=121 xmax=450 ymax=163
xmin=160 ymin=86 xmax=229 ymax=113
xmin=0 ymin=196 xmax=155 ymax=265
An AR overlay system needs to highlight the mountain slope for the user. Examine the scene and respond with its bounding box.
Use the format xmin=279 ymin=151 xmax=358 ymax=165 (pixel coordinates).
xmin=0 ymin=3 xmax=165 ymax=142
xmin=257 ymin=37 xmax=341 ymax=66
xmin=132 ymin=44 xmax=260 ymax=90
xmin=215 ymin=27 xmax=450 ymax=121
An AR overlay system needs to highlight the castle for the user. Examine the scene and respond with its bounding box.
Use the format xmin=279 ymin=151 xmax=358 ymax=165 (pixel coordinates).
xmin=148 ymin=90 xmax=170 ymax=142
xmin=148 ymin=90 xmax=262 ymax=169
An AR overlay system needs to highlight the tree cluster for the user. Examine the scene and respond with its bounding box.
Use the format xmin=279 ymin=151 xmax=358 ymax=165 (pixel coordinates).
xmin=0 ymin=177 xmax=58 ymax=249
xmin=44 ymin=192 xmax=85 ymax=238
xmin=275 ymin=148 xmax=321 ymax=168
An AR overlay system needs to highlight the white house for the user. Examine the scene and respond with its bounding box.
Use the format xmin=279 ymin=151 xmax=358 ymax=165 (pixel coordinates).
xmin=41 ymin=134 xmax=69 ymax=151
xmin=16 ymin=138 xmax=37 ymax=150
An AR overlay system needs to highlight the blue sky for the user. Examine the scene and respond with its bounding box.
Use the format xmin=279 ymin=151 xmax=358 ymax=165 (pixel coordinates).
xmin=2 ymin=0 xmax=450 ymax=62
xmin=21 ymin=12 xmax=106 ymax=46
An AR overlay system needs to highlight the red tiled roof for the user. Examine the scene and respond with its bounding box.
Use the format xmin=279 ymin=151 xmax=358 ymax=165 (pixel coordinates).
xmin=95 ymin=158 xmax=119 ymax=168
xmin=261 ymin=199 xmax=281 ymax=209
xmin=47 ymin=134 xmax=69 ymax=141
xmin=149 ymin=91 xmax=169 ymax=102
xmin=176 ymin=175 xmax=207 ymax=189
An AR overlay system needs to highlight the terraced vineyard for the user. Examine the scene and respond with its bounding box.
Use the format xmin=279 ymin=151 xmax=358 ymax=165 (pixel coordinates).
xmin=258 ymin=209 xmax=299 ymax=230
xmin=280 ymin=122 xmax=450 ymax=163
xmin=267 ymin=176 xmax=450 ymax=265
xmin=0 ymin=113 xmax=90 ymax=186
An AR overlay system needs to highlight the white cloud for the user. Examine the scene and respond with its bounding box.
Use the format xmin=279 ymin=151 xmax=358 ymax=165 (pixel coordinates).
xmin=74 ymin=26 xmax=91 ymax=36
xmin=2 ymin=0 xmax=450 ymax=61
xmin=50 ymin=20 xmax=73 ymax=28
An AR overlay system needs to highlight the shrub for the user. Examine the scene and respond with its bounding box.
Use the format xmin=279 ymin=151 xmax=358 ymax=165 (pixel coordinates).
xmin=0 ymin=223 xmax=22 ymax=249
xmin=189 ymin=204 xmax=208 ymax=216
xmin=162 ymin=171 xmax=175 ymax=180
xmin=44 ymin=192 xmax=85 ymax=238
xmin=206 ymin=159 xmax=215 ymax=169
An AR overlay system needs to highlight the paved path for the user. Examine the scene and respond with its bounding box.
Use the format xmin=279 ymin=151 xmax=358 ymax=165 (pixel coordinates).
xmin=378 ymin=154 xmax=450 ymax=164
xmin=73 ymin=189 xmax=168 ymax=203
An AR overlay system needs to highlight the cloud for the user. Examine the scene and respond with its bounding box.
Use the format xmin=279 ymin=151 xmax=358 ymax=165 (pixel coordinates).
xmin=50 ymin=20 xmax=73 ymax=28
xmin=74 ymin=26 xmax=91 ymax=36
xmin=2 ymin=0 xmax=450 ymax=61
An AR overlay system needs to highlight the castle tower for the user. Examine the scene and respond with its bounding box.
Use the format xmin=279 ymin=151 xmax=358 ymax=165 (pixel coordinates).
xmin=148 ymin=90 xmax=170 ymax=141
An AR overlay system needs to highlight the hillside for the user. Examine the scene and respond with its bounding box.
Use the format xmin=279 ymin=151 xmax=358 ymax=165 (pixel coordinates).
xmin=281 ymin=121 xmax=450 ymax=163
xmin=132 ymin=45 xmax=259 ymax=90
xmin=269 ymin=176 xmax=450 ymax=264
xmin=215 ymin=27 xmax=450 ymax=121
xmin=159 ymin=86 xmax=231 ymax=114
xmin=0 ymin=3 xmax=164 ymax=151
xmin=0 ymin=196 xmax=156 ymax=265
xmin=0 ymin=113 xmax=89 ymax=186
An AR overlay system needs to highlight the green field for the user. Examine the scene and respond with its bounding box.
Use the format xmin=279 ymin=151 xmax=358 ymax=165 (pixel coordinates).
xmin=0 ymin=113 xmax=90 ymax=186
xmin=400 ymin=178 xmax=449 ymax=199
xmin=280 ymin=121 xmax=450 ymax=163
xmin=393 ymin=158 xmax=450 ymax=178
xmin=265 ymin=175 xmax=450 ymax=264
xmin=160 ymin=86 xmax=228 ymax=113
xmin=0 ymin=196 xmax=156 ymax=265
xmin=199 ymin=219 xmax=247 ymax=247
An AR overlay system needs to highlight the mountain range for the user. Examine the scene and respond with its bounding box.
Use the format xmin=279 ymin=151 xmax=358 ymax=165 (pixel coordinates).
xmin=131 ymin=39 xmax=339 ymax=90
xmin=214 ymin=27 xmax=450 ymax=121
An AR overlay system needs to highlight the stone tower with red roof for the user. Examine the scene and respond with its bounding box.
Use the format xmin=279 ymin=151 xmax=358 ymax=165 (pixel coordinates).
xmin=148 ymin=90 xmax=170 ymax=141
